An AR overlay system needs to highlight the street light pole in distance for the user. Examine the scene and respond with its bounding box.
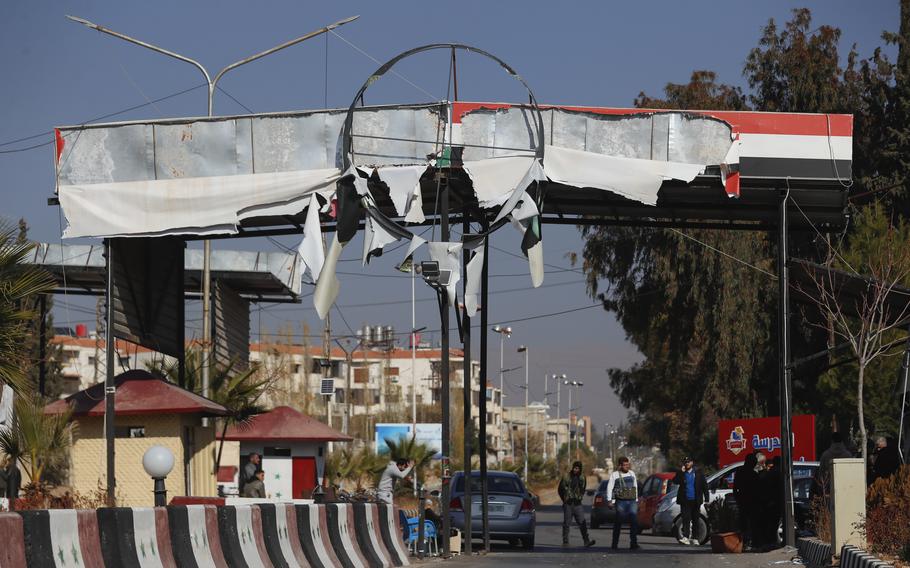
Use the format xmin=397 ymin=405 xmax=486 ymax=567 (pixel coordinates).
xmin=491 ymin=325 xmax=512 ymax=464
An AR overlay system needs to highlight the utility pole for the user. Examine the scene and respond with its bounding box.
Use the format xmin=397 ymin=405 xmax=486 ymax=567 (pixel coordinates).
xmin=491 ymin=326 xmax=511 ymax=464
xmin=517 ymin=346 xmax=529 ymax=482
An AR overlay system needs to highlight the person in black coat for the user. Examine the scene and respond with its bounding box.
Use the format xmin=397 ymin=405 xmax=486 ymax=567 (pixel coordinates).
xmin=733 ymin=453 xmax=759 ymax=549
xmin=673 ymin=456 xmax=709 ymax=545
xmin=758 ymin=456 xmax=783 ymax=549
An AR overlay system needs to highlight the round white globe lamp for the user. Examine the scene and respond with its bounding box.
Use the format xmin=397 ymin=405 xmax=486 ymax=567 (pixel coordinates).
xmin=142 ymin=445 xmax=175 ymax=506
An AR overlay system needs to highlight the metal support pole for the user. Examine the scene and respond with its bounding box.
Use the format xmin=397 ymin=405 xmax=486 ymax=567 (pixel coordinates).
xmin=38 ymin=294 xmax=47 ymax=396
xmin=556 ymin=380 xmax=561 ymax=470
xmin=499 ymin=334 xmax=505 ymax=464
xmin=103 ymin=239 xmax=116 ymax=505
xmin=479 ymin=232 xmax=491 ymax=551
xmin=899 ymin=325 xmax=910 ymax=463
xmin=523 ymin=349 xmax=529 ymax=483
xmin=412 ymin=265 xmax=419 ymax=497
xmin=461 ymin=215 xmax=472 ymax=553
xmin=440 ymin=177 xmax=452 ymax=556
xmin=778 ymin=190 xmax=796 ymax=547
xmin=153 ymin=477 xmax=167 ymax=507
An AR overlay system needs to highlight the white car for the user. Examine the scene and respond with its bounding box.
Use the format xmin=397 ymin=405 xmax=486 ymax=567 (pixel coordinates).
xmin=651 ymin=461 xmax=818 ymax=544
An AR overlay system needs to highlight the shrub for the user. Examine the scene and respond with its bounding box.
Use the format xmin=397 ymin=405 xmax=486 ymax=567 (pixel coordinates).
xmin=864 ymin=465 xmax=910 ymax=558
xmin=707 ymin=495 xmax=739 ymax=534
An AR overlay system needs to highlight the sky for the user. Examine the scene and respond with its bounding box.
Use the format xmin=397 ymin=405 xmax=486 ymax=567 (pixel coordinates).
xmin=0 ymin=1 xmax=899 ymax=435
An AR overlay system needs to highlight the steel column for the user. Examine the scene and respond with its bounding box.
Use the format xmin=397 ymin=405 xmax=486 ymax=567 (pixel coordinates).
xmin=104 ymin=239 xmax=116 ymax=505
xmin=778 ymin=190 xmax=795 ymax=547
xmin=479 ymin=223 xmax=491 ymax=551
xmin=440 ymin=177 xmax=451 ymax=556
xmin=462 ymin=214 xmax=472 ymax=553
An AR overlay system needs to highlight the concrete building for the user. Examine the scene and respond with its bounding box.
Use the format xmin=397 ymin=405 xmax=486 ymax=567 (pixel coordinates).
xmin=502 ymin=402 xmax=571 ymax=464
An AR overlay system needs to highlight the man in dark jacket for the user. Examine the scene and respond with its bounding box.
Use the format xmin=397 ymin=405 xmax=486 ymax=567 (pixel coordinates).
xmin=673 ymin=456 xmax=709 ymax=545
xmin=733 ymin=453 xmax=759 ymax=549
xmin=558 ymin=461 xmax=595 ymax=547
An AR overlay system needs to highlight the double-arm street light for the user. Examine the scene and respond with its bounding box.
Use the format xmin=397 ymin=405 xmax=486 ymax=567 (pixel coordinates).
xmin=517 ymin=345 xmax=530 ymax=483
xmin=564 ymin=380 xmax=584 ymax=461
xmin=491 ymin=325 xmax=512 ymax=463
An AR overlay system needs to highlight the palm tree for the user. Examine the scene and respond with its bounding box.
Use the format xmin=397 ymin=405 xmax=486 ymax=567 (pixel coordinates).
xmin=326 ymin=446 xmax=385 ymax=491
xmin=381 ymin=436 xmax=437 ymax=491
xmin=0 ymin=219 xmax=55 ymax=394
xmin=147 ymin=349 xmax=270 ymax=472
xmin=0 ymin=393 xmax=73 ymax=486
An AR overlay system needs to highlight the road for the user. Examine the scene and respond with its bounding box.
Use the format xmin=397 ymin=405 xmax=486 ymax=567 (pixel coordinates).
xmin=431 ymin=505 xmax=801 ymax=567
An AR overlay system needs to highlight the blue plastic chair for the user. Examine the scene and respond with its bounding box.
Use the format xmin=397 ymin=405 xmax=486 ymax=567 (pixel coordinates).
xmin=400 ymin=511 xmax=438 ymax=557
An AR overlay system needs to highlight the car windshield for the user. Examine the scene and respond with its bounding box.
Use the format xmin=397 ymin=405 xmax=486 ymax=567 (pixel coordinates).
xmin=455 ymin=476 xmax=524 ymax=494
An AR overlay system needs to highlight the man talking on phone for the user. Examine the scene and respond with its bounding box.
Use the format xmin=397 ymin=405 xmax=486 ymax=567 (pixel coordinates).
xmin=673 ymin=456 xmax=708 ymax=545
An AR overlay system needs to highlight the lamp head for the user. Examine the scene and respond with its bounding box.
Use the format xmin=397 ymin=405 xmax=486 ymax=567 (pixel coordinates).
xmin=142 ymin=445 xmax=175 ymax=479
xmin=517 ymin=345 xmax=527 ymax=353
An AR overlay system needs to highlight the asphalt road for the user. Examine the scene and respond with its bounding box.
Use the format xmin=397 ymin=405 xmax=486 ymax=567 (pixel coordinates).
xmin=432 ymin=504 xmax=801 ymax=568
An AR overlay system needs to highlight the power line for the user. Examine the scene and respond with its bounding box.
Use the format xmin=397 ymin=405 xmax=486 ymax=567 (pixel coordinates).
xmin=668 ymin=228 xmax=777 ymax=279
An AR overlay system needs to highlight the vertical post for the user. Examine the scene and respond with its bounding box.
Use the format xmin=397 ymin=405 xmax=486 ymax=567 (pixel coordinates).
xmin=440 ymin=177 xmax=451 ymax=556
xmin=523 ymin=349 xmax=529 ymax=483
xmin=462 ymin=215 xmax=472 ymax=554
xmin=412 ymin=265 xmax=419 ymax=497
xmin=556 ymin=381 xmax=561 ymax=471
xmin=323 ymin=314 xmax=333 ymax=454
xmin=346 ymin=351 xmax=353 ymax=435
xmin=778 ymin=190 xmax=796 ymax=547
xmin=499 ymin=335 xmax=505 ymax=464
xmin=479 ymin=231 xmax=491 ymax=551
xmin=104 ymin=239 xmax=116 ymax=505
xmin=567 ymin=387 xmax=573 ymax=464
xmin=38 ymin=294 xmax=47 ymax=396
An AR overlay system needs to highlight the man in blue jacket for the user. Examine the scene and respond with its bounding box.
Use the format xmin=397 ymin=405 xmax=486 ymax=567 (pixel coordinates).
xmin=673 ymin=456 xmax=709 ymax=545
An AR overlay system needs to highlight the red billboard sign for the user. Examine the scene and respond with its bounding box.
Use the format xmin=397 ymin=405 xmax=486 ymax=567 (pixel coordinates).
xmin=717 ymin=415 xmax=816 ymax=467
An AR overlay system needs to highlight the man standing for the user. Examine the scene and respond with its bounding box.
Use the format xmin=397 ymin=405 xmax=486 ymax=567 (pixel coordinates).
xmin=733 ymin=453 xmax=759 ymax=550
xmin=377 ymin=458 xmax=414 ymax=505
xmin=816 ymin=432 xmax=852 ymax=495
xmin=242 ymin=470 xmax=266 ymax=498
xmin=870 ymin=436 xmax=900 ymax=483
xmin=241 ymin=453 xmax=261 ymax=495
xmin=673 ymin=456 xmax=708 ymax=545
xmin=558 ymin=461 xmax=595 ymax=547
xmin=606 ymin=456 xmax=640 ymax=550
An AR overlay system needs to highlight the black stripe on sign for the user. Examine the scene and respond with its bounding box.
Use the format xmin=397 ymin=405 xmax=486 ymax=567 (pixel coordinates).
xmin=19 ymin=510 xmax=55 ymax=568
xmin=740 ymin=157 xmax=852 ymax=180
xmin=376 ymin=505 xmax=406 ymax=566
xmin=216 ymin=506 xmax=251 ymax=568
xmin=352 ymin=503 xmax=385 ymax=568
xmin=325 ymin=504 xmax=357 ymax=568
xmin=167 ymin=507 xmax=201 ymax=568
xmin=294 ymin=505 xmax=329 ymax=568
xmin=256 ymin=504 xmax=289 ymax=568
xmin=97 ymin=507 xmax=142 ymax=568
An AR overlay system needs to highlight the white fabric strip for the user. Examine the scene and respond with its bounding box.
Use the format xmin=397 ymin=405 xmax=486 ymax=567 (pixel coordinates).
xmin=428 ymin=241 xmax=463 ymax=307
xmin=48 ymin=509 xmax=82 ymax=568
xmin=464 ymin=241 xmax=485 ymax=317
xmin=543 ymin=145 xmax=704 ymax=206
xmin=462 ymin=156 xmax=537 ymax=208
xmin=362 ymin=216 xmax=401 ymax=265
xmin=491 ymin=160 xmax=546 ymax=224
xmin=298 ymin=194 xmax=325 ymax=281
xmin=402 ymin=234 xmax=427 ymax=262
xmin=58 ymin=167 xmax=340 ymax=238
xmin=314 ymin=235 xmax=343 ymax=320
xmin=375 ymin=165 xmax=427 ymax=216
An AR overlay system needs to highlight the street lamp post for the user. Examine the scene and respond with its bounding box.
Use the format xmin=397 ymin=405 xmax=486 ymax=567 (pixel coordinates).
xmin=491 ymin=326 xmax=512 ymax=463
xmin=142 ymin=445 xmax=175 ymax=507
xmin=335 ymin=337 xmax=364 ymax=436
xmin=517 ymin=346 xmax=529 ymax=483
xmin=547 ymin=374 xmax=566 ymax=463
xmin=564 ymin=380 xmax=584 ymax=461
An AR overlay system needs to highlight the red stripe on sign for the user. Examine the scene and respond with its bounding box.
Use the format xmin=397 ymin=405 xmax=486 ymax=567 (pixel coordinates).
xmin=55 ymin=129 xmax=65 ymax=163
xmin=154 ymin=507 xmax=178 ymax=568
xmin=76 ymin=509 xmax=105 ymax=568
xmin=725 ymin=172 xmax=741 ymax=198
xmin=451 ymin=102 xmax=853 ymax=137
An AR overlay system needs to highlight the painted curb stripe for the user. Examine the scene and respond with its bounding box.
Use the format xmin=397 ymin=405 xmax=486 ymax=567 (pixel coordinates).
xmin=154 ymin=508 xmax=178 ymax=568
xmin=279 ymin=503 xmax=310 ymax=567
xmin=20 ymin=510 xmax=56 ymax=567
xmin=378 ymin=505 xmax=409 ymax=566
xmin=97 ymin=507 xmax=141 ymax=567
xmin=325 ymin=504 xmax=365 ymax=568
xmin=368 ymin=505 xmax=401 ymax=567
xmin=0 ymin=513 xmax=26 ymax=568
xmin=352 ymin=504 xmax=389 ymax=568
xmin=75 ymin=510 xmax=105 ymax=568
xmin=217 ymin=506 xmax=253 ymax=568
xmin=294 ymin=505 xmax=338 ymax=568
xmin=167 ymin=506 xmax=201 ymax=568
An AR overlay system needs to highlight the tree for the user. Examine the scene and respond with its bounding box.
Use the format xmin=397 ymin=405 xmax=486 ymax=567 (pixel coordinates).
xmin=0 ymin=393 xmax=73 ymax=486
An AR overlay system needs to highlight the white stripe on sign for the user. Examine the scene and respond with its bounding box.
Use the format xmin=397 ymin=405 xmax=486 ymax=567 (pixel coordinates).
xmin=739 ymin=133 xmax=852 ymax=161
xmin=186 ymin=506 xmax=217 ymax=568
xmin=309 ymin=506 xmax=335 ymax=568
xmin=274 ymin=504 xmax=303 ymax=568
xmin=235 ymin=506 xmax=267 ymax=568
xmin=364 ymin=505 xmax=390 ymax=568
xmin=385 ymin=506 xmax=410 ymax=565
xmin=336 ymin=506 xmax=365 ymax=568
xmin=131 ymin=508 xmax=165 ymax=568
xmin=48 ymin=509 xmax=86 ymax=568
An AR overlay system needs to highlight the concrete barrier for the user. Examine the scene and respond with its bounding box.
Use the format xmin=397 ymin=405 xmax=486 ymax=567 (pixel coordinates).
xmin=217 ymin=505 xmax=273 ymax=568
xmin=0 ymin=513 xmax=27 ymax=567
xmin=352 ymin=504 xmax=392 ymax=568
xmin=167 ymin=504 xmax=229 ymax=568
xmin=293 ymin=504 xmax=342 ymax=568
xmin=325 ymin=503 xmax=368 ymax=568
xmin=840 ymin=545 xmax=894 ymax=568
xmin=797 ymin=537 xmax=833 ymax=568
xmin=95 ymin=507 xmax=177 ymax=568
xmin=257 ymin=503 xmax=309 ymax=567
xmin=375 ymin=505 xmax=409 ymax=567
xmin=19 ymin=509 xmax=105 ymax=568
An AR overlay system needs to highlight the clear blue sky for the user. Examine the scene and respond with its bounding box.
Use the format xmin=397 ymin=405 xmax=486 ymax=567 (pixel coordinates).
xmin=0 ymin=1 xmax=898 ymax=432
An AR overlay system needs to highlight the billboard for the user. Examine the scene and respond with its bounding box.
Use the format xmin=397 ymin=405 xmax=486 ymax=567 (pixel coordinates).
xmin=375 ymin=423 xmax=442 ymax=459
xmin=717 ymin=415 xmax=816 ymax=467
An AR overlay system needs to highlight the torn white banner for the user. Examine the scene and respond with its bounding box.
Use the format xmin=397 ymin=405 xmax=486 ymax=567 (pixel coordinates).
xmin=427 ymin=241 xmax=463 ymax=307
xmin=463 ymin=156 xmax=537 ymax=208
xmin=341 ymin=166 xmax=371 ymax=197
xmin=404 ymin=183 xmax=426 ymax=223
xmin=297 ymin=194 xmax=325 ymax=281
xmin=375 ymin=165 xmax=427 ymax=216
xmin=509 ymin=192 xmax=540 ymax=223
xmin=492 ymin=160 xmax=547 ymax=224
xmin=361 ymin=215 xmax=401 ymax=265
xmin=510 ymin=217 xmax=544 ymax=288
xmin=463 ymin=241 xmax=485 ymax=317
xmin=402 ymin=234 xmax=427 ymax=263
xmin=543 ymin=145 xmax=704 ymax=206
xmin=314 ymin=235 xmax=343 ymax=320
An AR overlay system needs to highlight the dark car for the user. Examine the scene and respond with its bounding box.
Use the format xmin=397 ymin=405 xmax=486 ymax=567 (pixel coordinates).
xmin=449 ymin=471 xmax=536 ymax=549
xmin=590 ymin=479 xmax=626 ymax=529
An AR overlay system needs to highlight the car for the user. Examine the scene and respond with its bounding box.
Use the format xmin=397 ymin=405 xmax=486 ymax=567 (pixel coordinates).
xmin=448 ymin=471 xmax=537 ymax=549
xmin=636 ymin=472 xmax=676 ymax=530
xmin=651 ymin=461 xmax=819 ymax=544
xmin=589 ymin=479 xmax=616 ymax=529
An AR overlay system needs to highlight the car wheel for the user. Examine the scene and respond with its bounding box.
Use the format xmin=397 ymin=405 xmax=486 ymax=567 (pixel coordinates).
xmin=673 ymin=515 xmax=708 ymax=544
xmin=521 ymin=536 xmax=535 ymax=550
xmin=508 ymin=538 xmax=521 ymax=548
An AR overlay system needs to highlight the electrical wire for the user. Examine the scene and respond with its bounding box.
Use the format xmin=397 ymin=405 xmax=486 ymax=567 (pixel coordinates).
xmin=668 ymin=228 xmax=777 ymax=279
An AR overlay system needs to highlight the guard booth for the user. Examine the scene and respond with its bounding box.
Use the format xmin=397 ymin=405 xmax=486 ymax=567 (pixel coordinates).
xmin=220 ymin=405 xmax=352 ymax=499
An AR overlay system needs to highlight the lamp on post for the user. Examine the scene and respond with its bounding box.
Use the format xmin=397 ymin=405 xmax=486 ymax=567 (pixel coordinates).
xmin=563 ymin=380 xmax=584 ymax=461
xmin=517 ymin=345 xmax=529 ymax=483
xmin=142 ymin=445 xmax=175 ymax=507
xmin=491 ymin=326 xmax=512 ymax=463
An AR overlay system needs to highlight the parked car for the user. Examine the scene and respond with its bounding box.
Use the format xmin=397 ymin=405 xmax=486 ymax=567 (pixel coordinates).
xmin=590 ymin=479 xmax=616 ymax=529
xmin=448 ymin=471 xmax=536 ymax=549
xmin=636 ymin=472 xmax=676 ymax=530
xmin=651 ymin=461 xmax=818 ymax=544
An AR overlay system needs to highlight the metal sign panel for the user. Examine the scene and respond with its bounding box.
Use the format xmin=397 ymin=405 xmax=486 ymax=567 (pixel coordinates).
xmin=110 ymin=238 xmax=184 ymax=359
xmin=213 ymin=280 xmax=250 ymax=371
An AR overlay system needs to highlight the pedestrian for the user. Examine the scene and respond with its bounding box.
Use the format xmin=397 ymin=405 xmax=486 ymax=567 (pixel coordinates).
xmin=558 ymin=460 xmax=595 ymax=547
xmin=756 ymin=456 xmax=784 ymax=549
xmin=754 ymin=451 xmax=767 ymax=473
xmin=607 ymin=456 xmax=640 ymax=550
xmin=242 ymin=470 xmax=266 ymax=498
xmin=733 ymin=453 xmax=759 ymax=550
xmin=240 ymin=452 xmax=261 ymax=494
xmin=815 ymin=432 xmax=851 ymax=496
xmin=377 ymin=458 xmax=414 ymax=505
xmin=869 ymin=436 xmax=900 ymax=484
xmin=673 ymin=456 xmax=708 ymax=545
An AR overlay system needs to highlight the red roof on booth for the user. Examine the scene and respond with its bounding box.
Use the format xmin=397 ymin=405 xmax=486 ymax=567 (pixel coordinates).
xmin=220 ymin=405 xmax=352 ymax=442
xmin=45 ymin=369 xmax=228 ymax=417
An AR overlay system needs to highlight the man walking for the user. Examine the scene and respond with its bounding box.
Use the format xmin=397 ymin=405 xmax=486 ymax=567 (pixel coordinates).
xmin=377 ymin=458 xmax=414 ymax=505
xmin=606 ymin=456 xmax=640 ymax=550
xmin=673 ymin=456 xmax=708 ymax=545
xmin=558 ymin=461 xmax=595 ymax=547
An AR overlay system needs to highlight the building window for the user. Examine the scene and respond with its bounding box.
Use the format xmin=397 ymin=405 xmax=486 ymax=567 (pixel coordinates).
xmin=294 ymin=364 xmax=303 ymax=374
xmin=115 ymin=426 xmax=145 ymax=438
xmin=264 ymin=447 xmax=291 ymax=457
